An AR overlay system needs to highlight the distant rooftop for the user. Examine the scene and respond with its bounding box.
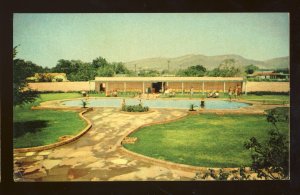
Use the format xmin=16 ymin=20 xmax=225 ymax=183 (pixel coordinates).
xmin=251 ymin=72 xmax=290 ymax=76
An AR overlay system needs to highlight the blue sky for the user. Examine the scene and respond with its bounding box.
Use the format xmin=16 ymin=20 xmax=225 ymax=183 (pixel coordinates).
xmin=13 ymin=13 xmax=289 ymax=68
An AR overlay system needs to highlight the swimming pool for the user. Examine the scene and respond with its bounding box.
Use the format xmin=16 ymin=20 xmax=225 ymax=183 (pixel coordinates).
xmin=61 ymin=98 xmax=250 ymax=109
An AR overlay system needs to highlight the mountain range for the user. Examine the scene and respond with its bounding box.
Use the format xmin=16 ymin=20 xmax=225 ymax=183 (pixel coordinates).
xmin=124 ymin=54 xmax=289 ymax=71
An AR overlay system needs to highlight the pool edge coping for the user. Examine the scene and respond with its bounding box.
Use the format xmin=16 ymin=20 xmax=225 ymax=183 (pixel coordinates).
xmin=45 ymin=97 xmax=258 ymax=110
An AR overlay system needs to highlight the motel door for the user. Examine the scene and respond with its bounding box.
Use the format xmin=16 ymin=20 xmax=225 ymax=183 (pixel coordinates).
xmin=151 ymin=82 xmax=165 ymax=93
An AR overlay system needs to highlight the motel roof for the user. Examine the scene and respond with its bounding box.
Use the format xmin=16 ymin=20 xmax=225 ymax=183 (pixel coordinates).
xmin=94 ymin=77 xmax=245 ymax=82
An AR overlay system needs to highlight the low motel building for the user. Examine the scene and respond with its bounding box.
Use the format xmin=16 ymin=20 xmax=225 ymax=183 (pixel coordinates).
xmin=93 ymin=77 xmax=247 ymax=94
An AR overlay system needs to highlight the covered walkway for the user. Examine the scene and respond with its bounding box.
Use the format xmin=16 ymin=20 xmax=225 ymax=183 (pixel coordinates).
xmin=94 ymin=77 xmax=246 ymax=94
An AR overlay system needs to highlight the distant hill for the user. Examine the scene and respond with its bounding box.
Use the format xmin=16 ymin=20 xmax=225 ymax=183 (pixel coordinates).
xmin=124 ymin=54 xmax=289 ymax=71
xmin=263 ymin=57 xmax=289 ymax=69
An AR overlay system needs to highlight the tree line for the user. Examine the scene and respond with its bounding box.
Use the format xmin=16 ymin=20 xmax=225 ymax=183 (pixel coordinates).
xmin=176 ymin=59 xmax=259 ymax=77
xmin=14 ymin=53 xmax=260 ymax=82
xmin=15 ymin=57 xmax=132 ymax=82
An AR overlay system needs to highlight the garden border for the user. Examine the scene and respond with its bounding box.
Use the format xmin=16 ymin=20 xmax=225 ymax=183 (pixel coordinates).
xmin=14 ymin=107 xmax=93 ymax=153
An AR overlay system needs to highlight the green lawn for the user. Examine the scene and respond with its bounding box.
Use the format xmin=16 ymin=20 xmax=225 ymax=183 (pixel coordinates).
xmin=14 ymin=91 xmax=290 ymax=155
xmin=160 ymin=93 xmax=289 ymax=105
xmin=36 ymin=91 xmax=138 ymax=101
xmin=14 ymin=92 xmax=135 ymax=148
xmin=37 ymin=93 xmax=82 ymax=102
xmin=124 ymin=112 xmax=289 ymax=168
xmin=240 ymin=94 xmax=289 ymax=104
xmin=13 ymin=93 xmax=86 ymax=148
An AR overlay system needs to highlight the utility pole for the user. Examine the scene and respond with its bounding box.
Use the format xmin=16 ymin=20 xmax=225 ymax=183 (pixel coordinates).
xmin=167 ymin=60 xmax=170 ymax=73
xmin=134 ymin=64 xmax=137 ymax=76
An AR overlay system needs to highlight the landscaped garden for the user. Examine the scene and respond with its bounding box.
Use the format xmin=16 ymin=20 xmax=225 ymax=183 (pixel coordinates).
xmin=14 ymin=91 xmax=289 ymax=167
xmin=123 ymin=108 xmax=289 ymax=168
xmin=13 ymin=92 xmax=144 ymax=148
xmin=13 ymin=93 xmax=85 ymax=148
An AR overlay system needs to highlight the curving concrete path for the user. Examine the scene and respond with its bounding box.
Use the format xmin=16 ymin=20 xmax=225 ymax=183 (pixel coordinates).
xmin=14 ymin=108 xmax=197 ymax=181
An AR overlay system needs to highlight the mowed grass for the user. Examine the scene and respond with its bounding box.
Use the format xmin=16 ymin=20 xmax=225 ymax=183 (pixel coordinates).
xmin=240 ymin=94 xmax=289 ymax=104
xmin=37 ymin=93 xmax=82 ymax=102
xmin=160 ymin=93 xmax=289 ymax=105
xmin=13 ymin=93 xmax=86 ymax=148
xmin=124 ymin=113 xmax=289 ymax=168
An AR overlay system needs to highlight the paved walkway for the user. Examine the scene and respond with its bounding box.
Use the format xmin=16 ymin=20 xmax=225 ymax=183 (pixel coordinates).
xmin=14 ymin=108 xmax=196 ymax=181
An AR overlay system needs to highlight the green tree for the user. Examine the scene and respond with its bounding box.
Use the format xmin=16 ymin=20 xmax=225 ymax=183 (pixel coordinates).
xmin=35 ymin=73 xmax=54 ymax=82
xmin=13 ymin=46 xmax=39 ymax=106
xmin=92 ymin=57 xmax=108 ymax=69
xmin=43 ymin=67 xmax=52 ymax=73
xmin=138 ymin=69 xmax=160 ymax=77
xmin=111 ymin=62 xmax=129 ymax=74
xmin=274 ymin=68 xmax=289 ymax=74
xmin=176 ymin=65 xmax=206 ymax=77
xmin=51 ymin=59 xmax=73 ymax=75
xmin=208 ymin=59 xmax=243 ymax=77
xmin=13 ymin=44 xmax=20 ymax=58
xmin=69 ymin=63 xmax=96 ymax=81
xmin=245 ymin=64 xmax=259 ymax=74
xmin=244 ymin=108 xmax=289 ymax=179
xmin=97 ymin=65 xmax=115 ymax=77
xmin=52 ymin=60 xmax=91 ymax=81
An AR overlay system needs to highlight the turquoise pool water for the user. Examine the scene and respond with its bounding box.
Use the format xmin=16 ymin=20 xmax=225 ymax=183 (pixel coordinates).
xmin=61 ymin=98 xmax=250 ymax=109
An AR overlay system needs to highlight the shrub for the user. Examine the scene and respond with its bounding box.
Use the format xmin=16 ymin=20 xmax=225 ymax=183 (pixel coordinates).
xmin=121 ymin=104 xmax=149 ymax=112
xmin=56 ymin=78 xmax=63 ymax=82
xmin=194 ymin=167 xmax=250 ymax=181
xmin=265 ymin=107 xmax=289 ymax=122
xmin=189 ymin=103 xmax=197 ymax=111
xmin=87 ymin=90 xmax=98 ymax=94
xmin=81 ymin=100 xmax=87 ymax=108
xmin=244 ymin=107 xmax=289 ymax=179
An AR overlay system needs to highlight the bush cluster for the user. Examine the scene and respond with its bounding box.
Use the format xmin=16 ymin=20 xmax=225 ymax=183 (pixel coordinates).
xmin=87 ymin=90 xmax=98 ymax=94
xmin=122 ymin=104 xmax=149 ymax=112
xmin=243 ymin=107 xmax=289 ymax=180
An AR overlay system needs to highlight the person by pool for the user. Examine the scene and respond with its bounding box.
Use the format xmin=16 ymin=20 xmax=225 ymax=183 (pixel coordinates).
xmin=190 ymin=87 xmax=194 ymax=98
xmin=121 ymin=99 xmax=126 ymax=110
xmin=228 ymin=87 xmax=233 ymax=101
xmin=236 ymin=84 xmax=242 ymax=99
xmin=200 ymin=98 xmax=205 ymax=108
xmin=212 ymin=91 xmax=219 ymax=98
xmin=207 ymin=91 xmax=213 ymax=98
xmin=233 ymin=87 xmax=238 ymax=99
xmin=207 ymin=90 xmax=219 ymax=98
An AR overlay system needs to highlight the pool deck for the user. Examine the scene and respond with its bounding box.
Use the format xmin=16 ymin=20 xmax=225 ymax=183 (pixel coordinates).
xmin=14 ymin=98 xmax=288 ymax=181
